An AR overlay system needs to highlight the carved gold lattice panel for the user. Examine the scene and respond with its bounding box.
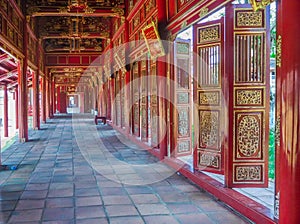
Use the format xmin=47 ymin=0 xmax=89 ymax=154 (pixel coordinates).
xmin=234 ymin=165 xmax=263 ymax=183
xmin=197 ymin=24 xmax=221 ymax=44
xmin=177 ymin=140 xmax=190 ymax=154
xmin=235 ymin=88 xmax=264 ymax=107
xmin=151 ymin=106 xmax=158 ymax=147
xmin=235 ymin=112 xmax=263 ymax=160
xmin=178 ymin=107 xmax=190 ymax=137
xmin=198 ymin=151 xmax=220 ymax=169
xmin=199 ymin=110 xmax=219 ymax=150
xmin=235 ymin=10 xmax=264 ymax=28
xmin=177 ymin=92 xmax=189 ymax=104
xmin=199 ymin=91 xmax=220 ymax=106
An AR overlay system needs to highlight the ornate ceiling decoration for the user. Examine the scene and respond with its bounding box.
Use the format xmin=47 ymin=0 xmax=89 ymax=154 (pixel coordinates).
xmin=28 ymin=1 xmax=125 ymax=53
xmin=25 ymin=0 xmax=125 ymax=83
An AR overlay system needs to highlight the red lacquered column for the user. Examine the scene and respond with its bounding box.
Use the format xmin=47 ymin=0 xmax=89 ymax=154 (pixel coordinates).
xmin=15 ymin=87 xmax=19 ymax=129
xmin=18 ymin=20 xmax=29 ymax=142
xmin=3 ymin=85 xmax=8 ymax=137
xmin=156 ymin=0 xmax=168 ymax=160
xmin=32 ymin=70 xmax=40 ymax=130
xmin=278 ymin=0 xmax=300 ymax=223
xmin=41 ymin=77 xmax=46 ymax=123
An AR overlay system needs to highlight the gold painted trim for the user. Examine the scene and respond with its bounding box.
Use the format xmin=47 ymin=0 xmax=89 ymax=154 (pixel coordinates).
xmin=275 ymin=115 xmax=280 ymax=146
xmin=276 ymin=35 xmax=282 ymax=68
xmin=199 ymin=7 xmax=209 ymax=19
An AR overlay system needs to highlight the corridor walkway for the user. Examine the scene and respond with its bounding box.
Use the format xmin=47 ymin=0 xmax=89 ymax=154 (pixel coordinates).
xmin=0 ymin=115 xmax=252 ymax=224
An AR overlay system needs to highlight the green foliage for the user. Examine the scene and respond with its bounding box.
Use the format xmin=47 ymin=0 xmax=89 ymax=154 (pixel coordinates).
xmin=269 ymin=128 xmax=275 ymax=179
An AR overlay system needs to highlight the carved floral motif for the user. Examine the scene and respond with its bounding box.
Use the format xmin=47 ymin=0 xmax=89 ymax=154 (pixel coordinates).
xmin=235 ymin=165 xmax=261 ymax=181
xmin=236 ymin=89 xmax=262 ymax=106
xmin=236 ymin=11 xmax=263 ymax=27
xmin=178 ymin=141 xmax=190 ymax=153
xmin=199 ymin=111 xmax=219 ymax=148
xmin=199 ymin=25 xmax=220 ymax=43
xmin=237 ymin=115 xmax=260 ymax=157
xmin=199 ymin=152 xmax=219 ymax=168
xmin=199 ymin=91 xmax=219 ymax=105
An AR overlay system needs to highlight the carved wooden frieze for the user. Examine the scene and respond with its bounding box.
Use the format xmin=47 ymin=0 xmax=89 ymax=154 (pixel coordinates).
xmin=177 ymin=140 xmax=190 ymax=154
xmin=198 ymin=151 xmax=219 ymax=169
xmin=235 ymin=10 xmax=264 ymax=28
xmin=235 ymin=88 xmax=264 ymax=107
xmin=234 ymin=165 xmax=262 ymax=182
xmin=199 ymin=91 xmax=220 ymax=106
xmin=198 ymin=24 xmax=220 ymax=44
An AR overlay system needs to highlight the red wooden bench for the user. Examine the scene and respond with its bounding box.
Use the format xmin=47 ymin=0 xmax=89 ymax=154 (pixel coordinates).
xmin=94 ymin=116 xmax=106 ymax=125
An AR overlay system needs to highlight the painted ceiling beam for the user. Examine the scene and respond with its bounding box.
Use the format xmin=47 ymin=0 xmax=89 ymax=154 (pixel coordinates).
xmin=0 ymin=69 xmax=18 ymax=82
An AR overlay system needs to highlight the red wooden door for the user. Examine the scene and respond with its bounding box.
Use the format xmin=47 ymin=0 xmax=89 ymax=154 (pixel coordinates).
xmin=225 ymin=4 xmax=270 ymax=188
xmin=193 ymin=18 xmax=225 ymax=174
xmin=60 ymin=92 xmax=67 ymax=113
xmin=193 ymin=4 xmax=270 ymax=187
xmin=174 ymin=39 xmax=193 ymax=157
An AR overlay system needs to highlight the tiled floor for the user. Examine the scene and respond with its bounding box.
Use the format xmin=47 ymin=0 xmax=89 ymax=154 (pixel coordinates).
xmin=0 ymin=115 xmax=252 ymax=224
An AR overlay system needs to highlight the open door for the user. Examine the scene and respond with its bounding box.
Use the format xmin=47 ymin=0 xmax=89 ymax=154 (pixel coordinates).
xmin=173 ymin=39 xmax=193 ymax=157
xmin=193 ymin=4 xmax=270 ymax=186
xmin=225 ymin=4 xmax=270 ymax=188
xmin=193 ymin=18 xmax=225 ymax=174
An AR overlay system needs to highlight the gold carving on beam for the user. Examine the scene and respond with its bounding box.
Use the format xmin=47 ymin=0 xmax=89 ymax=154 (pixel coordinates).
xmin=199 ymin=7 xmax=209 ymax=19
xmin=276 ymin=35 xmax=282 ymax=68
xmin=58 ymin=7 xmax=69 ymax=13
xmin=26 ymin=6 xmax=40 ymax=16
xmin=181 ymin=21 xmax=187 ymax=30
xmin=112 ymin=6 xmax=124 ymax=16
xmin=84 ymin=7 xmax=95 ymax=14
xmin=250 ymin=0 xmax=275 ymax=11
xmin=275 ymin=115 xmax=280 ymax=146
